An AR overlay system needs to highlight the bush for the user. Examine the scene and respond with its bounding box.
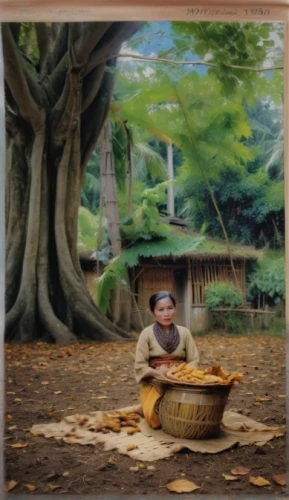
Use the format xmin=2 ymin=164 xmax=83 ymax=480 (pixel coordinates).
xmin=204 ymin=281 xmax=244 ymax=309
xmin=248 ymin=252 xmax=285 ymax=305
xmin=205 ymin=281 xmax=244 ymax=333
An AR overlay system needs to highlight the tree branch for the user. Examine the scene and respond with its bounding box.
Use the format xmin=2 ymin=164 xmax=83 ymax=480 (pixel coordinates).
xmin=35 ymin=23 xmax=49 ymax=75
xmin=80 ymin=60 xmax=116 ymax=171
xmin=81 ymin=62 xmax=106 ymax=113
xmin=84 ymin=22 xmax=144 ymax=76
xmin=2 ymin=23 xmax=43 ymax=130
xmin=111 ymin=53 xmax=284 ymax=72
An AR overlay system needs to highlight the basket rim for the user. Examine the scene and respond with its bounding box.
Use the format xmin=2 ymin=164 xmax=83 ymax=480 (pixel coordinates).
xmin=156 ymin=375 xmax=234 ymax=389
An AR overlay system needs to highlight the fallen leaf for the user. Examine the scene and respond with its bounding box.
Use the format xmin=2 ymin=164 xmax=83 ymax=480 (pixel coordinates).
xmin=7 ymin=415 xmax=13 ymax=420
xmin=166 ymin=479 xmax=200 ymax=493
xmin=9 ymin=442 xmax=28 ymax=449
xmin=41 ymin=381 xmax=49 ymax=385
xmin=5 ymin=480 xmax=18 ymax=492
xmin=222 ymin=474 xmax=239 ymax=481
xmin=129 ymin=466 xmax=139 ymax=472
xmin=24 ymin=484 xmax=36 ymax=492
xmin=147 ymin=466 xmax=156 ymax=471
xmin=7 ymin=392 xmax=16 ymax=395
xmin=54 ymin=391 xmax=62 ymax=395
xmin=97 ymin=396 xmax=108 ymax=399
xmin=255 ymin=397 xmax=271 ymax=402
xmin=48 ymin=484 xmax=61 ymax=490
xmin=13 ymin=398 xmax=22 ymax=403
xmin=8 ymin=425 xmax=17 ymax=431
xmin=63 ymin=472 xmax=70 ymax=477
xmin=272 ymin=473 xmax=286 ymax=486
xmin=126 ymin=444 xmax=138 ymax=451
xmin=231 ymin=466 xmax=251 ymax=475
xmin=255 ymin=441 xmax=267 ymax=446
xmin=278 ymin=395 xmax=286 ymax=398
xmin=250 ymin=476 xmax=271 ymax=487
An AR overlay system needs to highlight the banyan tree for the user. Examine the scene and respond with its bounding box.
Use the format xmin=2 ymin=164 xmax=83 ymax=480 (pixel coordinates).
xmin=4 ymin=22 xmax=142 ymax=343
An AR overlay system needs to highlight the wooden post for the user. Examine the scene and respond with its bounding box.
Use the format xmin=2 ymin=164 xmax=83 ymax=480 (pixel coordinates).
xmin=186 ymin=259 xmax=193 ymax=329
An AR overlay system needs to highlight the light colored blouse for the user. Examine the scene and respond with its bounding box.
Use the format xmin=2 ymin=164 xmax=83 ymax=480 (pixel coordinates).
xmin=135 ymin=324 xmax=199 ymax=384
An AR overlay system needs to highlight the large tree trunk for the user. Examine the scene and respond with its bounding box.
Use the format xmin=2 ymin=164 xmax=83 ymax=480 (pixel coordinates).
xmin=4 ymin=21 xmax=142 ymax=343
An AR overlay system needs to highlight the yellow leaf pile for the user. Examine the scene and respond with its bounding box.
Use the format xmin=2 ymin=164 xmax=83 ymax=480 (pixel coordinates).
xmin=70 ymin=410 xmax=141 ymax=435
xmin=166 ymin=363 xmax=243 ymax=385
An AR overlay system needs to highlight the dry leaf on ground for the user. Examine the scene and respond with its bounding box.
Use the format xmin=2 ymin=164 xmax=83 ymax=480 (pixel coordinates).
xmin=24 ymin=484 xmax=36 ymax=492
xmin=272 ymin=473 xmax=286 ymax=486
xmin=9 ymin=442 xmax=28 ymax=449
xmin=5 ymin=480 xmax=18 ymax=492
xmin=250 ymin=476 xmax=271 ymax=487
xmin=231 ymin=466 xmax=251 ymax=475
xmin=49 ymin=484 xmax=61 ymax=490
xmin=166 ymin=479 xmax=200 ymax=493
xmin=222 ymin=474 xmax=239 ymax=481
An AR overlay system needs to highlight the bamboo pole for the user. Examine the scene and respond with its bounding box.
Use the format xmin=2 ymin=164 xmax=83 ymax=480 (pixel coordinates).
xmin=186 ymin=259 xmax=193 ymax=329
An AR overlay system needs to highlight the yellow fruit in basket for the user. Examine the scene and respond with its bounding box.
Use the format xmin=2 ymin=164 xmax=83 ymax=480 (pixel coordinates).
xmin=170 ymin=362 xmax=186 ymax=374
xmin=166 ymin=363 xmax=243 ymax=385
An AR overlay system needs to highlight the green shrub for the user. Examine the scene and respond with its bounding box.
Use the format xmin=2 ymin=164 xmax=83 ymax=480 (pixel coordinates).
xmin=205 ymin=281 xmax=244 ymax=309
xmin=248 ymin=252 xmax=285 ymax=303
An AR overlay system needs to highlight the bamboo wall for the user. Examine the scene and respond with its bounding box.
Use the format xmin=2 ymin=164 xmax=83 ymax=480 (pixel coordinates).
xmin=191 ymin=259 xmax=246 ymax=305
xmin=133 ymin=259 xmax=247 ymax=331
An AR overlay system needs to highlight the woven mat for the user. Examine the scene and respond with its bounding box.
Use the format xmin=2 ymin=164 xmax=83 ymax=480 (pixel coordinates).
xmin=30 ymin=406 xmax=285 ymax=462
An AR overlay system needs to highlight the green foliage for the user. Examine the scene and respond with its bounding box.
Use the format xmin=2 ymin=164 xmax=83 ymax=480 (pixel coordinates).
xmin=210 ymin=311 xmax=245 ymax=334
xmin=120 ymin=183 xmax=171 ymax=243
xmin=116 ymin=22 xmax=284 ymax=249
xmin=205 ymin=281 xmax=244 ymax=309
xmin=78 ymin=207 xmax=98 ymax=251
xmin=248 ymin=252 xmax=285 ymax=301
xmin=81 ymin=150 xmax=100 ymax=214
xmin=205 ymin=281 xmax=244 ymax=333
xmin=18 ymin=23 xmax=40 ymax=72
xmin=171 ymin=21 xmax=283 ymax=101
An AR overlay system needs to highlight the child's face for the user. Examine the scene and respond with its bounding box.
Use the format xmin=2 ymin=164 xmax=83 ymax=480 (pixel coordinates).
xmin=150 ymin=297 xmax=176 ymax=329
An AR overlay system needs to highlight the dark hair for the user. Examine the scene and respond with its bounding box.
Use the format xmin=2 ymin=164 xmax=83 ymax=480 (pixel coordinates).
xmin=149 ymin=291 xmax=176 ymax=311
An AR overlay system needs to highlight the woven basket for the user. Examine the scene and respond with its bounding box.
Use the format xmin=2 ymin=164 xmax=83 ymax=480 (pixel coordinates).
xmin=158 ymin=383 xmax=231 ymax=440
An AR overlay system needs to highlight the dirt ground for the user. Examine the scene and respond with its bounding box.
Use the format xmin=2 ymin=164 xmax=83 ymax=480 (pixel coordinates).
xmin=5 ymin=333 xmax=286 ymax=496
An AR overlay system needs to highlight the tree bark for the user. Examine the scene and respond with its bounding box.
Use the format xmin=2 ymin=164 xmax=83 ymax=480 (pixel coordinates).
xmin=4 ymin=21 xmax=142 ymax=343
